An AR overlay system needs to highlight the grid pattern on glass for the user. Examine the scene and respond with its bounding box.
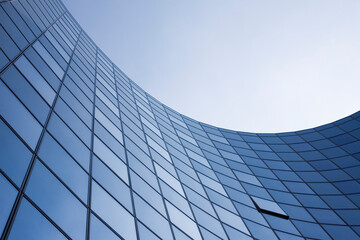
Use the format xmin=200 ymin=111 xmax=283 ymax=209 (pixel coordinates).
xmin=0 ymin=0 xmax=360 ymax=239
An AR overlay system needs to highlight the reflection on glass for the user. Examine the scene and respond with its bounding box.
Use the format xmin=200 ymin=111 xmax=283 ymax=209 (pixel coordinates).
xmin=0 ymin=119 xmax=32 ymax=186
xmin=25 ymin=161 xmax=87 ymax=240
xmin=8 ymin=198 xmax=66 ymax=240
xmin=89 ymin=214 xmax=120 ymax=240
xmin=91 ymin=181 xmax=136 ymax=240
xmin=0 ymin=173 xmax=17 ymax=235
xmin=0 ymin=81 xmax=42 ymax=150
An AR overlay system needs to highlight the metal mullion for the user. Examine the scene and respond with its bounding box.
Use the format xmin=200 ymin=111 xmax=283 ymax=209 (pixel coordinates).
xmin=111 ymin=62 xmax=141 ymax=240
xmin=84 ymin=46 xmax=98 ymax=240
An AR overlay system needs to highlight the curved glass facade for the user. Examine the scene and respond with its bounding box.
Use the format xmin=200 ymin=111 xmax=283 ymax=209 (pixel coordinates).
xmin=0 ymin=0 xmax=360 ymax=239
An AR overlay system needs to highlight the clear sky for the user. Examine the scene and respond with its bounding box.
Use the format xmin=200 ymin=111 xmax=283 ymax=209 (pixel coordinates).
xmin=62 ymin=0 xmax=360 ymax=133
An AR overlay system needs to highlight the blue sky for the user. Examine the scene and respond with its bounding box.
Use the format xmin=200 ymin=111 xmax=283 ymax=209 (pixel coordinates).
xmin=62 ymin=0 xmax=360 ymax=133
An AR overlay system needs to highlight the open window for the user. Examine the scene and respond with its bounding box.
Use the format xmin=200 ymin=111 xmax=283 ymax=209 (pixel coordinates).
xmin=251 ymin=196 xmax=289 ymax=219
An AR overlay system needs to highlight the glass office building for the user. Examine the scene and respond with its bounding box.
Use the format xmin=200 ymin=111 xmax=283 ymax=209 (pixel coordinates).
xmin=0 ymin=0 xmax=359 ymax=239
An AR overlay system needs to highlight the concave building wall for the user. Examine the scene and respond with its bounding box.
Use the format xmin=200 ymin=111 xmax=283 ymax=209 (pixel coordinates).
xmin=0 ymin=0 xmax=360 ymax=239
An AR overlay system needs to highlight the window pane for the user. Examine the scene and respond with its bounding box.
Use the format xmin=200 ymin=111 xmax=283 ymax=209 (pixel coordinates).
xmin=93 ymin=136 xmax=127 ymax=183
xmin=214 ymin=205 xmax=250 ymax=235
xmin=0 ymin=173 xmax=17 ymax=235
xmin=90 ymin=214 xmax=120 ymax=240
xmin=1 ymin=65 xmax=50 ymax=124
xmin=92 ymin=156 xmax=132 ymax=212
xmin=33 ymin=41 xmax=64 ymax=79
xmin=292 ymin=220 xmax=330 ymax=239
xmin=138 ymin=221 xmax=161 ymax=240
xmin=134 ymin=193 xmax=173 ymax=240
xmin=14 ymin=55 xmax=55 ymax=105
xmin=154 ymin=163 xmax=184 ymax=197
xmin=54 ymin=98 xmax=91 ymax=147
xmin=0 ymin=81 xmax=42 ymax=150
xmin=8 ymin=198 xmax=67 ymax=240
xmin=26 ymin=161 xmax=87 ymax=240
xmin=0 ymin=119 xmax=32 ymax=186
xmin=91 ymin=181 xmax=136 ymax=240
xmin=243 ymin=220 xmax=278 ymax=240
xmin=38 ymin=133 xmax=89 ymax=202
xmin=48 ymin=113 xmax=90 ymax=171
xmin=166 ymin=201 xmax=201 ymax=240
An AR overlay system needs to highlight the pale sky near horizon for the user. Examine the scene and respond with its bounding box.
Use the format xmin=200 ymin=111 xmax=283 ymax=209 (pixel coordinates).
xmin=62 ymin=0 xmax=360 ymax=133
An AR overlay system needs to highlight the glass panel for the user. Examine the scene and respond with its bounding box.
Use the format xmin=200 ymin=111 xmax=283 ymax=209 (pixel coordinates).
xmin=234 ymin=202 xmax=268 ymax=226
xmin=138 ymin=221 xmax=161 ymax=240
xmin=95 ymin=107 xmax=123 ymax=143
xmin=92 ymin=156 xmax=132 ymax=212
xmin=185 ymin=148 xmax=211 ymax=168
xmin=0 ymin=81 xmax=42 ymax=150
xmin=91 ymin=181 xmax=136 ymax=239
xmin=89 ymin=214 xmax=120 ymax=240
xmin=33 ymin=41 xmax=64 ymax=79
xmin=54 ymin=98 xmax=91 ymax=147
xmin=130 ymin=170 xmax=165 ymax=216
xmin=93 ymin=136 xmax=128 ymax=183
xmin=48 ymin=113 xmax=90 ymax=171
xmin=160 ymin=180 xmax=193 ymax=219
xmin=191 ymin=204 xmax=227 ymax=239
xmin=308 ymin=208 xmax=344 ymax=224
xmin=94 ymin=121 xmax=125 ymax=161
xmin=38 ymin=133 xmax=88 ymax=202
xmin=166 ymin=201 xmax=201 ymax=240
xmin=0 ymin=173 xmax=17 ymax=235
xmin=323 ymin=225 xmax=359 ymax=240
xmin=292 ymin=220 xmax=331 ymax=239
xmin=45 ymin=31 xmax=70 ymax=62
xmin=223 ymin=225 xmax=253 ymax=240
xmin=8 ymin=198 xmax=67 ymax=240
xmin=1 ymin=65 xmax=50 ymax=124
xmin=96 ymin=89 xmax=118 ymax=117
xmin=199 ymin=173 xmax=227 ymax=196
xmin=14 ymin=55 xmax=55 ymax=105
xmin=26 ymin=161 xmax=87 ymax=240
xmin=214 ymin=205 xmax=249 ymax=235
xmin=244 ymin=220 xmax=278 ymax=240
xmin=154 ymin=163 xmax=184 ymax=197
xmin=264 ymin=214 xmax=299 ymax=236
xmin=134 ymin=193 xmax=173 ymax=240
xmin=0 ymin=119 xmax=32 ymax=186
